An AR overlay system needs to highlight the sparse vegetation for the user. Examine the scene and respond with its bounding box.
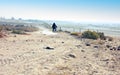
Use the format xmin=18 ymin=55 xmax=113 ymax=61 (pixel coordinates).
xmin=82 ymin=30 xmax=100 ymax=40
xmin=81 ymin=30 xmax=110 ymax=40
xmin=0 ymin=24 xmax=39 ymax=35
xmin=64 ymin=31 xmax=71 ymax=33
xmin=14 ymin=25 xmax=39 ymax=32
xmin=12 ymin=30 xmax=26 ymax=34
xmin=70 ymin=32 xmax=81 ymax=36
xmin=0 ymin=26 xmax=6 ymax=38
xmin=98 ymin=32 xmax=106 ymax=40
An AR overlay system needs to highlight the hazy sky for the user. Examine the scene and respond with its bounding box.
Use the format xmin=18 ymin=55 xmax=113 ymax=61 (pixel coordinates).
xmin=0 ymin=0 xmax=120 ymax=23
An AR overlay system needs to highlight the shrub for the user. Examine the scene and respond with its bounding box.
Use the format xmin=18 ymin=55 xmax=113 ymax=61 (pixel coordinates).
xmin=70 ymin=32 xmax=81 ymax=36
xmin=64 ymin=31 xmax=71 ymax=33
xmin=15 ymin=26 xmax=39 ymax=32
xmin=82 ymin=30 xmax=99 ymax=40
xmin=98 ymin=32 xmax=106 ymax=40
xmin=0 ymin=25 xmax=39 ymax=32
xmin=12 ymin=30 xmax=25 ymax=34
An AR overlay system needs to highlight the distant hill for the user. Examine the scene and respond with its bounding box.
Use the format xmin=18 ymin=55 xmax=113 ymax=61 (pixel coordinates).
xmin=0 ymin=19 xmax=51 ymax=29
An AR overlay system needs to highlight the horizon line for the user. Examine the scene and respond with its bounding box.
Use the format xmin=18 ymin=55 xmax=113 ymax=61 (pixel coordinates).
xmin=0 ymin=16 xmax=120 ymax=24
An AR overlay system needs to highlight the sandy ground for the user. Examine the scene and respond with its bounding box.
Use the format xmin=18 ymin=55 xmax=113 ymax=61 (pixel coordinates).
xmin=0 ymin=28 xmax=120 ymax=75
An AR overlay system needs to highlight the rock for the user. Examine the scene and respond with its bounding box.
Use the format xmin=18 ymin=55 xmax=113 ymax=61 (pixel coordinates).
xmin=105 ymin=49 xmax=107 ymax=50
xmin=45 ymin=47 xmax=54 ymax=50
xmin=14 ymin=35 xmax=16 ymax=37
xmin=112 ymin=47 xmax=116 ymax=50
xmin=102 ymin=59 xmax=109 ymax=61
xmin=106 ymin=45 xmax=112 ymax=48
xmin=62 ymin=42 xmax=64 ymax=43
xmin=41 ymin=40 xmax=43 ymax=42
xmin=108 ymin=37 xmax=113 ymax=41
xmin=94 ymin=46 xmax=99 ymax=48
xmin=110 ymin=47 xmax=117 ymax=51
xmin=76 ymin=45 xmax=82 ymax=48
xmin=81 ymin=50 xmax=85 ymax=52
xmin=86 ymin=43 xmax=91 ymax=46
xmin=26 ymin=40 xmax=29 ymax=42
xmin=110 ymin=48 xmax=113 ymax=50
xmin=117 ymin=46 xmax=120 ymax=50
xmin=68 ymin=54 xmax=76 ymax=58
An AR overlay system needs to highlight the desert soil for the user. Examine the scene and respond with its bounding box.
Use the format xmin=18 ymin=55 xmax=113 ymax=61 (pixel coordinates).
xmin=0 ymin=29 xmax=120 ymax=75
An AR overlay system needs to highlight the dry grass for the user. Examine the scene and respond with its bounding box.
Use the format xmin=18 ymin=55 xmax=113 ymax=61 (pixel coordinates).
xmin=70 ymin=32 xmax=81 ymax=36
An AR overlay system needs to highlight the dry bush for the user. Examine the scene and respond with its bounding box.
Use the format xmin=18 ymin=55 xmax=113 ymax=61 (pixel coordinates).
xmin=82 ymin=31 xmax=99 ymax=40
xmin=64 ymin=31 xmax=71 ymax=33
xmin=98 ymin=32 xmax=106 ymax=40
xmin=0 ymin=25 xmax=39 ymax=32
xmin=12 ymin=30 xmax=26 ymax=34
xmin=70 ymin=32 xmax=81 ymax=36
xmin=14 ymin=25 xmax=39 ymax=32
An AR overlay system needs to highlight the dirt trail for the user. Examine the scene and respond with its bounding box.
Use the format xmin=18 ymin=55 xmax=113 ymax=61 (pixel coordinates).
xmin=0 ymin=30 xmax=120 ymax=75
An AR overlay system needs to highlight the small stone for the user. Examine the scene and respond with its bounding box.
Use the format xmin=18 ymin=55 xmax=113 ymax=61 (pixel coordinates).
xmin=68 ymin=54 xmax=76 ymax=58
xmin=14 ymin=35 xmax=16 ymax=37
xmin=45 ymin=47 xmax=54 ymax=50
xmin=112 ymin=47 xmax=116 ymax=50
xmin=76 ymin=45 xmax=81 ymax=48
xmin=110 ymin=48 xmax=113 ymax=50
xmin=106 ymin=45 xmax=112 ymax=48
xmin=81 ymin=50 xmax=85 ymax=52
xmin=86 ymin=43 xmax=91 ymax=46
xmin=102 ymin=59 xmax=109 ymax=61
xmin=105 ymin=49 xmax=107 ymax=50
xmin=94 ymin=46 xmax=99 ymax=48
xmin=117 ymin=46 xmax=120 ymax=50
xmin=41 ymin=40 xmax=43 ymax=42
